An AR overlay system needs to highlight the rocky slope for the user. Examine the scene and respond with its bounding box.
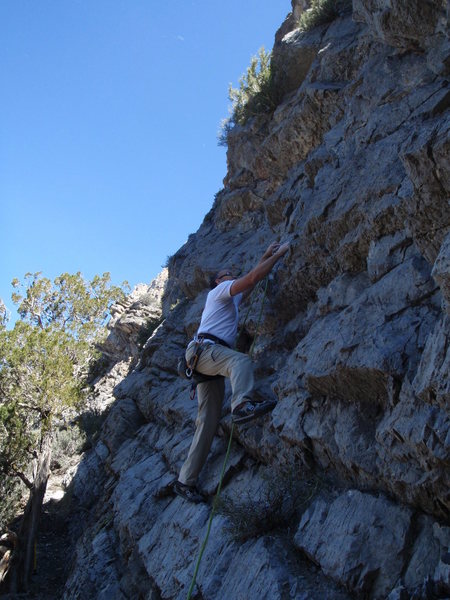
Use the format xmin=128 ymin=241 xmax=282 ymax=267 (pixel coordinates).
xmin=62 ymin=1 xmax=449 ymax=598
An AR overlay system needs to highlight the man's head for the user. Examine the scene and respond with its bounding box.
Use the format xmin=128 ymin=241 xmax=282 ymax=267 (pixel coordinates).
xmin=210 ymin=268 xmax=236 ymax=289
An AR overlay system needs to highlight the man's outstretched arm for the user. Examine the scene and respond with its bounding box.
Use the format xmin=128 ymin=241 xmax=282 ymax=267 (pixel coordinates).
xmin=230 ymin=242 xmax=289 ymax=297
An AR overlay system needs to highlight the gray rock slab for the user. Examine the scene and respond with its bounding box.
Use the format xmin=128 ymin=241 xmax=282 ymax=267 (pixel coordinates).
xmin=64 ymin=526 xmax=124 ymax=600
xmin=294 ymin=489 xmax=412 ymax=598
xmin=138 ymin=499 xmax=212 ymax=598
xmin=400 ymin=116 xmax=450 ymax=263
xmin=413 ymin=314 xmax=450 ymax=411
xmin=353 ymin=0 xmax=444 ymax=50
xmin=101 ymin=396 xmax=145 ymax=455
xmin=282 ymin=255 xmax=439 ymax=403
xmin=432 ymin=232 xmax=450 ymax=313
xmin=375 ymin=377 xmax=449 ymax=517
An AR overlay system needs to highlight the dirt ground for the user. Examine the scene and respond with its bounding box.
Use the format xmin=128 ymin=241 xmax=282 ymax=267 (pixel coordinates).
xmin=1 ymin=461 xmax=82 ymax=600
xmin=1 ymin=498 xmax=74 ymax=600
xmin=26 ymin=498 xmax=73 ymax=599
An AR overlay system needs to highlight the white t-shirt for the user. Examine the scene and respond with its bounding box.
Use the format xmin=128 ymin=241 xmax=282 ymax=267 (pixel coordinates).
xmin=197 ymin=280 xmax=243 ymax=347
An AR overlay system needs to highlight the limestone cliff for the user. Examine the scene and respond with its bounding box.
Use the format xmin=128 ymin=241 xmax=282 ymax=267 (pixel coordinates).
xmin=63 ymin=1 xmax=449 ymax=598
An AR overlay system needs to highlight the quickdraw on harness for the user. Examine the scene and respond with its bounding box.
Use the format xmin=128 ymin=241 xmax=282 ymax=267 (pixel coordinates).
xmin=186 ymin=278 xmax=269 ymax=600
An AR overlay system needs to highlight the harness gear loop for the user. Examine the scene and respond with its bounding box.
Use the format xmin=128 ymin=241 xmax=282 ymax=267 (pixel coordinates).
xmin=186 ymin=341 xmax=202 ymax=376
xmin=186 ymin=278 xmax=269 ymax=600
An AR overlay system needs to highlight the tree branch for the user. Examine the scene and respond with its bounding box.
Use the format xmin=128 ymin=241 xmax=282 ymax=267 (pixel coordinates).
xmin=17 ymin=403 xmax=43 ymax=414
xmin=12 ymin=468 xmax=33 ymax=490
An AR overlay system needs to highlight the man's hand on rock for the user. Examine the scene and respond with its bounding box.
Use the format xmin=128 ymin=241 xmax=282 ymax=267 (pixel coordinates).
xmin=262 ymin=241 xmax=281 ymax=260
xmin=261 ymin=241 xmax=290 ymax=263
xmin=275 ymin=242 xmax=290 ymax=258
xmin=262 ymin=240 xmax=290 ymax=259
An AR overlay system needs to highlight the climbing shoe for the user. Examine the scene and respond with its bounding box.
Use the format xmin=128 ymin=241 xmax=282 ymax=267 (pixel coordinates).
xmin=232 ymin=399 xmax=276 ymax=425
xmin=173 ymin=481 xmax=206 ymax=504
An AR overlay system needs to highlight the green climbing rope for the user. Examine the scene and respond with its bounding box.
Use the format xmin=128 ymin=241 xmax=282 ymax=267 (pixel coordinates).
xmin=186 ymin=278 xmax=269 ymax=600
xmin=186 ymin=421 xmax=235 ymax=600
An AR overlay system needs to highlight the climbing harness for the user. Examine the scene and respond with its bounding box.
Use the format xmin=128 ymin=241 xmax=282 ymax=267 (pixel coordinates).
xmin=186 ymin=278 xmax=269 ymax=600
xmin=178 ymin=336 xmax=229 ymax=382
xmin=178 ymin=332 xmax=233 ymax=402
xmin=177 ymin=342 xmax=224 ymax=401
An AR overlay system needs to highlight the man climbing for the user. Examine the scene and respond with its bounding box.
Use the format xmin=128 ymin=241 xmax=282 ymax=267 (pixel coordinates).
xmin=174 ymin=241 xmax=290 ymax=502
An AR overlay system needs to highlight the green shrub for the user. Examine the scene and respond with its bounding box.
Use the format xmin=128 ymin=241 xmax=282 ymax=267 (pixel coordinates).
xmin=219 ymin=47 xmax=281 ymax=145
xmin=298 ymin=0 xmax=352 ymax=31
xmin=51 ymin=425 xmax=87 ymax=470
xmin=76 ymin=409 xmax=109 ymax=450
xmin=217 ymin=464 xmax=321 ymax=542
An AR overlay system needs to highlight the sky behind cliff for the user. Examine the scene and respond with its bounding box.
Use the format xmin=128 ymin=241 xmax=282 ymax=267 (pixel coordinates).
xmin=1 ymin=0 xmax=289 ymax=320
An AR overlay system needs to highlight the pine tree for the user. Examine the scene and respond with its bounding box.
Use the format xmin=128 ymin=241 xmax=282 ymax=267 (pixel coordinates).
xmin=0 ymin=271 xmax=127 ymax=591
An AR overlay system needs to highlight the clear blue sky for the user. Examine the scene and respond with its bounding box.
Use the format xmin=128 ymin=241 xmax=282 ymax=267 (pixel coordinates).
xmin=0 ymin=0 xmax=289 ymax=318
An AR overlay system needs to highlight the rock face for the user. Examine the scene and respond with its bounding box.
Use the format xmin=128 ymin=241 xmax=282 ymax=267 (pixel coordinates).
xmin=83 ymin=270 xmax=168 ymax=417
xmin=102 ymin=269 xmax=168 ymax=363
xmin=63 ymin=1 xmax=449 ymax=599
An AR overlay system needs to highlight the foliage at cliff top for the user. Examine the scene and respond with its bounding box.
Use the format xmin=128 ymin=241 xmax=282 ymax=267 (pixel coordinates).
xmin=298 ymin=0 xmax=353 ymax=31
xmin=218 ymin=0 xmax=353 ymax=145
xmin=219 ymin=47 xmax=281 ymax=144
xmin=0 ymin=271 xmax=128 ymax=534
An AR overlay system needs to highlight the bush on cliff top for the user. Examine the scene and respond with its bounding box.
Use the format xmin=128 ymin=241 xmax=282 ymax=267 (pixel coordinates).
xmin=298 ymin=0 xmax=352 ymax=31
xmin=218 ymin=1 xmax=352 ymax=145
xmin=219 ymin=47 xmax=281 ymax=145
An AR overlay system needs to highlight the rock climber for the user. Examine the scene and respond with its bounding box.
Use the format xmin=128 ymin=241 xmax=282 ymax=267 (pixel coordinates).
xmin=174 ymin=241 xmax=290 ymax=502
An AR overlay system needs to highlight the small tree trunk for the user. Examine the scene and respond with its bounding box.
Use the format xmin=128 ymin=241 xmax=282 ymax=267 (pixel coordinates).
xmin=17 ymin=431 xmax=53 ymax=591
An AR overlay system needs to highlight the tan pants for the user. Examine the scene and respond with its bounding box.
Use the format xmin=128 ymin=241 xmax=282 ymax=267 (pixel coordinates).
xmin=178 ymin=342 xmax=254 ymax=486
